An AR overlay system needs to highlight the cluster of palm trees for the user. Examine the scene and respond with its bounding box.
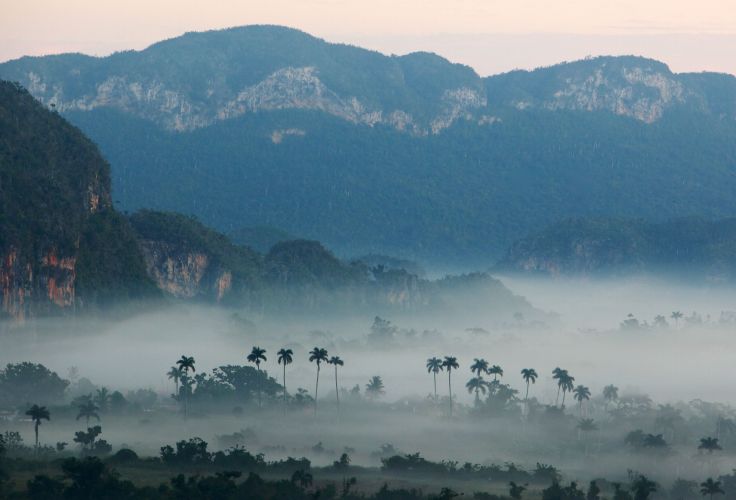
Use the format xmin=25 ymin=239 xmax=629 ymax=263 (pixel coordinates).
xmin=167 ymin=346 xmax=346 ymax=416
xmin=425 ymin=357 xmax=599 ymax=417
xmin=426 ymin=356 xmax=460 ymax=415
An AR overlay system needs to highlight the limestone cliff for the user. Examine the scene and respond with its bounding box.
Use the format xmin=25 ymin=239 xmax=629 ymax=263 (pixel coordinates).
xmin=0 ymin=81 xmax=155 ymax=319
xmin=136 ymin=241 xmax=234 ymax=301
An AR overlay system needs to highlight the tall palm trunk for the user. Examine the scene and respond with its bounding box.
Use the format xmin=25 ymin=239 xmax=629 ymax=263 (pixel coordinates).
xmin=562 ymin=389 xmax=567 ymax=407
xmin=448 ymin=370 xmax=453 ymax=417
xmin=525 ymin=381 xmax=530 ymax=402
xmin=256 ymin=363 xmax=262 ymax=408
xmin=334 ymin=365 xmax=340 ymax=413
xmin=433 ymin=372 xmax=438 ymax=401
xmin=283 ymin=364 xmax=287 ymax=410
xmin=34 ymin=421 xmax=39 ymax=451
xmin=556 ymin=386 xmax=561 ymax=406
xmin=314 ymin=364 xmax=321 ymax=416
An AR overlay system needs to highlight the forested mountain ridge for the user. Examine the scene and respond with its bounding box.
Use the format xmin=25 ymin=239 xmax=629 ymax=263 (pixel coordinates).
xmin=0 ymin=82 xmax=531 ymax=319
xmin=1 ymin=26 xmax=734 ymax=132
xmin=0 ymin=81 xmax=157 ymax=320
xmin=2 ymin=25 xmax=736 ymax=264
xmin=496 ymin=217 xmax=736 ymax=282
xmin=128 ymin=210 xmax=535 ymax=319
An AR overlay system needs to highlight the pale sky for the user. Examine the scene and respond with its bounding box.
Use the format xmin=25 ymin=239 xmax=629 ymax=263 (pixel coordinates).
xmin=2 ymin=0 xmax=735 ymax=75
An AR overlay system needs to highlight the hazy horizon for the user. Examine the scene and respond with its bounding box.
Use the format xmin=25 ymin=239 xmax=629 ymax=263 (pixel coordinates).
xmin=3 ymin=0 xmax=736 ymax=77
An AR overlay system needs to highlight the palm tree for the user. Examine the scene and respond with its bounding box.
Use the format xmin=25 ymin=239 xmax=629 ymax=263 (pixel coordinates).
xmin=365 ymin=376 xmax=385 ymax=399
xmin=442 ymin=356 xmax=459 ymax=417
xmin=466 ymin=376 xmax=489 ymax=403
xmin=552 ymin=367 xmax=564 ymax=406
xmin=309 ymin=347 xmax=329 ymax=415
xmin=292 ymin=469 xmax=313 ymax=489
xmin=76 ymin=399 xmax=100 ymax=425
xmin=470 ymin=358 xmax=489 ymax=378
xmin=176 ymin=355 xmax=195 ymax=416
xmin=700 ymin=478 xmax=724 ymax=499
xmin=602 ymin=384 xmax=619 ymax=411
xmin=247 ymin=346 xmax=267 ymax=407
xmin=671 ymin=311 xmax=683 ymax=328
xmin=698 ymin=437 xmax=722 ymax=454
xmin=277 ymin=348 xmax=294 ymax=408
xmin=573 ymin=385 xmax=591 ymax=415
xmin=576 ymin=418 xmax=598 ymax=454
xmin=94 ymin=387 xmax=110 ymax=412
xmin=426 ymin=357 xmax=444 ymax=401
xmin=167 ymin=366 xmax=182 ymax=395
xmin=25 ymin=405 xmax=50 ymax=451
xmin=631 ymin=475 xmax=657 ymax=499
xmin=520 ymin=368 xmax=538 ymax=402
xmin=559 ymin=372 xmax=575 ymax=408
xmin=329 ymin=356 xmax=344 ymax=411
xmin=487 ymin=365 xmax=503 ymax=381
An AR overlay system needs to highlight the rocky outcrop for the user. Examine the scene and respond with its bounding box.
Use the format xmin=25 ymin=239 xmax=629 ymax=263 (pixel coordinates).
xmin=542 ymin=64 xmax=687 ymax=123
xmin=18 ymin=66 xmax=486 ymax=134
xmin=136 ymin=241 xmax=234 ymax=301
xmin=4 ymin=30 xmax=734 ymax=138
xmin=0 ymin=81 xmax=156 ymax=320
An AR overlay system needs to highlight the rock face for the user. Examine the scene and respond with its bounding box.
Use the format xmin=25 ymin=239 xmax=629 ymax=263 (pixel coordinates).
xmin=3 ymin=28 xmax=735 ymax=265
xmin=136 ymin=241 xmax=233 ymax=301
xmin=495 ymin=217 xmax=736 ymax=282
xmin=2 ymin=28 xmax=733 ymax=135
xmin=0 ymin=81 xmax=154 ymax=320
xmin=0 ymin=27 xmax=488 ymax=135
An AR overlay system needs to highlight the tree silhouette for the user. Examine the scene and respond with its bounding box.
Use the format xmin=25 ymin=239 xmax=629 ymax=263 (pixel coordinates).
xmin=247 ymin=346 xmax=267 ymax=408
xmin=573 ymin=385 xmax=591 ymax=415
xmin=700 ymin=478 xmax=724 ymax=499
xmin=329 ymin=356 xmax=344 ymax=411
xmin=671 ymin=311 xmax=683 ymax=328
xmin=576 ymin=418 xmax=598 ymax=454
xmin=488 ymin=365 xmax=504 ymax=381
xmin=442 ymin=356 xmax=459 ymax=417
xmin=509 ymin=481 xmax=526 ymax=499
xmin=76 ymin=398 xmax=100 ymax=425
xmin=426 ymin=357 xmax=444 ymax=401
xmin=176 ymin=355 xmax=196 ymax=416
xmin=291 ymin=469 xmax=313 ymax=489
xmin=470 ymin=358 xmax=489 ymax=378
xmin=698 ymin=437 xmax=722 ymax=454
xmin=466 ymin=376 xmax=489 ymax=403
xmin=309 ymin=347 xmax=329 ymax=415
xmin=94 ymin=388 xmax=110 ymax=413
xmin=631 ymin=475 xmax=657 ymax=500
xmin=552 ymin=367 xmax=564 ymax=406
xmin=603 ymin=384 xmax=618 ymax=410
xmin=520 ymin=368 xmax=538 ymax=402
xmin=25 ymin=404 xmax=50 ymax=451
xmin=277 ymin=348 xmax=294 ymax=409
xmin=559 ymin=372 xmax=575 ymax=408
xmin=167 ymin=366 xmax=182 ymax=396
xmin=365 ymin=376 xmax=385 ymax=399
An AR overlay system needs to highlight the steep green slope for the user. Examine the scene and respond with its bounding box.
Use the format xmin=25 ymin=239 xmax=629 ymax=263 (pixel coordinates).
xmin=0 ymin=81 xmax=156 ymax=318
xmin=66 ymin=106 xmax=736 ymax=265
xmin=496 ymin=217 xmax=736 ymax=281
xmin=4 ymin=26 xmax=736 ymax=266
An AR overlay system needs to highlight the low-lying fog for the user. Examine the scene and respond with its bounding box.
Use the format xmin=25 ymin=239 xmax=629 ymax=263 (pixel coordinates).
xmin=4 ymin=276 xmax=735 ymax=404
xmin=2 ymin=274 xmax=736 ymax=485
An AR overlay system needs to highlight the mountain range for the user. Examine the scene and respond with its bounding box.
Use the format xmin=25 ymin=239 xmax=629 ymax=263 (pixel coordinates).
xmin=2 ymin=25 xmax=736 ymax=265
xmin=497 ymin=217 xmax=736 ymax=282
xmin=0 ymin=80 xmax=532 ymax=320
